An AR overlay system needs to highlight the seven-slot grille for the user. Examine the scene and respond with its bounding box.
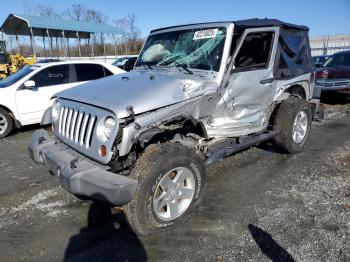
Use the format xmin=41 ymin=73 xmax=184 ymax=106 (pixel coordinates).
xmin=58 ymin=106 xmax=97 ymax=148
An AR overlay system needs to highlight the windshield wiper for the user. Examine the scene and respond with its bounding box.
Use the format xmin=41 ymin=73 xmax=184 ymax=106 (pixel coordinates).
xmin=136 ymin=62 xmax=153 ymax=70
xmin=175 ymin=62 xmax=193 ymax=75
xmin=143 ymin=63 xmax=153 ymax=70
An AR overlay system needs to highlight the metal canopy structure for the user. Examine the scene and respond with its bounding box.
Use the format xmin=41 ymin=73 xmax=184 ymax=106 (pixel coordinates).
xmin=0 ymin=13 xmax=125 ymax=58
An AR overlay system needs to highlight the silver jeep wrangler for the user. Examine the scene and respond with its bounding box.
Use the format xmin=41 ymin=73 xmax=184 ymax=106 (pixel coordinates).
xmin=29 ymin=19 xmax=320 ymax=235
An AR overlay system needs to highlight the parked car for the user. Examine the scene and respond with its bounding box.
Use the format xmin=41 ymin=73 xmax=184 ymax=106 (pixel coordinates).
xmin=122 ymin=56 xmax=138 ymax=72
xmin=0 ymin=61 xmax=124 ymax=138
xmin=315 ymin=50 xmax=350 ymax=94
xmin=36 ymin=58 xmax=61 ymax=63
xmin=312 ymin=55 xmax=330 ymax=68
xmin=29 ymin=19 xmax=319 ymax=235
xmin=112 ymin=55 xmax=138 ymax=68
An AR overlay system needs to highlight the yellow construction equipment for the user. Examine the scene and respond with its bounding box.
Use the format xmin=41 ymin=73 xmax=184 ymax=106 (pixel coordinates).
xmin=0 ymin=40 xmax=36 ymax=79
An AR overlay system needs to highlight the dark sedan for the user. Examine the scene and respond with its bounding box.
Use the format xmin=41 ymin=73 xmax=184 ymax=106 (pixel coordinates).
xmin=315 ymin=50 xmax=350 ymax=94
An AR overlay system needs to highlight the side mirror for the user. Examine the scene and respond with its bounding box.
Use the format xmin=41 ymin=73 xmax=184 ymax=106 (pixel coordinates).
xmin=24 ymin=80 xmax=36 ymax=89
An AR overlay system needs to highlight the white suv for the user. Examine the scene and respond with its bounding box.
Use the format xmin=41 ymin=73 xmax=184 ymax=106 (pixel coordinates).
xmin=0 ymin=61 xmax=124 ymax=138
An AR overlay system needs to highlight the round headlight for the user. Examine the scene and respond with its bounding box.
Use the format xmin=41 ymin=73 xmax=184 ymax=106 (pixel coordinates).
xmin=103 ymin=117 xmax=116 ymax=139
xmin=52 ymin=100 xmax=61 ymax=122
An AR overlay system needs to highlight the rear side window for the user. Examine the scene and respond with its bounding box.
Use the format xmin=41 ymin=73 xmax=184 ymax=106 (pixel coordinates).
xmin=75 ymin=64 xmax=106 ymax=82
xmin=235 ymin=32 xmax=274 ymax=70
xmin=30 ymin=64 xmax=70 ymax=87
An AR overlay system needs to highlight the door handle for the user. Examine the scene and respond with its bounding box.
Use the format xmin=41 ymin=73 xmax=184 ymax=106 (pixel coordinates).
xmin=260 ymin=78 xmax=274 ymax=84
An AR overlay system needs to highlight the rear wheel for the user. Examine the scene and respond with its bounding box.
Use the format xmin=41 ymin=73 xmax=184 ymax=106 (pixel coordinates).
xmin=273 ymin=97 xmax=312 ymax=153
xmin=124 ymin=143 xmax=206 ymax=235
xmin=0 ymin=108 xmax=13 ymax=138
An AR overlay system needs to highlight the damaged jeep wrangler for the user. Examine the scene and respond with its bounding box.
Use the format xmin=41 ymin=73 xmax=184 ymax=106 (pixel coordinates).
xmin=29 ymin=19 xmax=320 ymax=235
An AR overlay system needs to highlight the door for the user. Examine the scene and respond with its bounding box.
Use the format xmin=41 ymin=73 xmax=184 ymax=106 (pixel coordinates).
xmin=15 ymin=64 xmax=75 ymax=125
xmin=210 ymin=27 xmax=279 ymax=135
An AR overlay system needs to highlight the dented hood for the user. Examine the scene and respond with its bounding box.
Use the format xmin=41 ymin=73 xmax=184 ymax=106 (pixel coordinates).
xmin=56 ymin=71 xmax=207 ymax=119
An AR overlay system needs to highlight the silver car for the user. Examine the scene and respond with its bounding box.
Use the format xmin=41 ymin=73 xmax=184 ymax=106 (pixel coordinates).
xmin=29 ymin=19 xmax=320 ymax=235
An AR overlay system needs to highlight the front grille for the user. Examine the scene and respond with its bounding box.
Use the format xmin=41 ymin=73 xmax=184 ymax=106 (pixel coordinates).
xmin=58 ymin=106 xmax=97 ymax=148
xmin=54 ymin=99 xmax=118 ymax=164
xmin=315 ymin=79 xmax=350 ymax=90
xmin=334 ymin=81 xmax=350 ymax=87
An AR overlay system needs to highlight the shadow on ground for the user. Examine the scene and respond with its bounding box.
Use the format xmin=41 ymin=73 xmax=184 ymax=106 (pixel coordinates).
xmin=256 ymin=141 xmax=286 ymax=154
xmin=10 ymin=123 xmax=49 ymax=137
xmin=248 ymin=224 xmax=295 ymax=262
xmin=64 ymin=201 xmax=147 ymax=262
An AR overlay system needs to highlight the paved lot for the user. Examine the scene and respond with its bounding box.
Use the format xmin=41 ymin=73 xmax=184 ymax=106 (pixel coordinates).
xmin=0 ymin=116 xmax=349 ymax=262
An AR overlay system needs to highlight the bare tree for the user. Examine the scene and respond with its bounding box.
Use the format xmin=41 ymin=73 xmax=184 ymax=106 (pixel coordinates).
xmin=22 ymin=0 xmax=36 ymax=15
xmin=85 ymin=8 xmax=107 ymax=23
xmin=114 ymin=17 xmax=128 ymax=30
xmin=85 ymin=8 xmax=108 ymax=51
xmin=114 ymin=14 xmax=140 ymax=40
xmin=113 ymin=13 xmax=141 ymax=54
xmin=127 ymin=14 xmax=140 ymax=41
xmin=113 ymin=17 xmax=128 ymax=54
xmin=35 ymin=4 xmax=61 ymax=18
xmin=63 ymin=4 xmax=87 ymax=21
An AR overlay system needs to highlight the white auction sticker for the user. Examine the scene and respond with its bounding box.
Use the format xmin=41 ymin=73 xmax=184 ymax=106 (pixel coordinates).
xmin=193 ymin=29 xmax=218 ymax=40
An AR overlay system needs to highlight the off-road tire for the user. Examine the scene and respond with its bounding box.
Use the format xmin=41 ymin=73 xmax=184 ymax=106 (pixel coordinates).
xmin=273 ymin=97 xmax=312 ymax=153
xmin=0 ymin=108 xmax=13 ymax=139
xmin=124 ymin=143 xmax=206 ymax=235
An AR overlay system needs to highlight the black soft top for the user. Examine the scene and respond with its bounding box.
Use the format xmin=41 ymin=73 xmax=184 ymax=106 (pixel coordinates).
xmin=151 ymin=18 xmax=308 ymax=33
xmin=233 ymin=18 xmax=308 ymax=31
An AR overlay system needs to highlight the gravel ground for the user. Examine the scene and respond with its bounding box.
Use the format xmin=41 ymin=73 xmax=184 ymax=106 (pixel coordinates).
xmin=0 ymin=115 xmax=349 ymax=262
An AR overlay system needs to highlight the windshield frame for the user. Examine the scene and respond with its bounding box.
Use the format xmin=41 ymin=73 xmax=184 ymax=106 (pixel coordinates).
xmin=135 ymin=22 xmax=233 ymax=75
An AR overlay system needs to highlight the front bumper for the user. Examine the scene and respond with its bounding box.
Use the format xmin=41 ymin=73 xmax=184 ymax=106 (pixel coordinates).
xmin=28 ymin=129 xmax=138 ymax=205
xmin=315 ymin=78 xmax=350 ymax=91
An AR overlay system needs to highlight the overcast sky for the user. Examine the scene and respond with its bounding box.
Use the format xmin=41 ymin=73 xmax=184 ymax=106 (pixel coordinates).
xmin=1 ymin=0 xmax=349 ymax=37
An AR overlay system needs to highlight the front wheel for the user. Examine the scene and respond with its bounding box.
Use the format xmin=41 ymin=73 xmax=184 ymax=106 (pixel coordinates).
xmin=0 ymin=108 xmax=13 ymax=139
xmin=273 ymin=97 xmax=312 ymax=153
xmin=124 ymin=143 xmax=206 ymax=235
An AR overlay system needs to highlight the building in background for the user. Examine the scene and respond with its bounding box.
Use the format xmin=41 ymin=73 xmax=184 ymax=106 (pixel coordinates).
xmin=310 ymin=34 xmax=350 ymax=56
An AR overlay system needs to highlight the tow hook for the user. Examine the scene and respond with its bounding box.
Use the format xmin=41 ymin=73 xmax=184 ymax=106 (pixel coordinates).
xmin=70 ymin=158 xmax=79 ymax=169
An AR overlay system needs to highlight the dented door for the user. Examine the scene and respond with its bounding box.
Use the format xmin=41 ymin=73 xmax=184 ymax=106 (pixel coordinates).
xmin=209 ymin=27 xmax=279 ymax=136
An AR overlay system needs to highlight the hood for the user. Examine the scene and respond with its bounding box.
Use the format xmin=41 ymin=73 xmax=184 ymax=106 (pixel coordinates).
xmin=56 ymin=71 xmax=209 ymax=119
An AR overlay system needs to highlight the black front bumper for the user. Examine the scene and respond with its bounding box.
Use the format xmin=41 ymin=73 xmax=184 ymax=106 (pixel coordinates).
xmin=28 ymin=129 xmax=138 ymax=205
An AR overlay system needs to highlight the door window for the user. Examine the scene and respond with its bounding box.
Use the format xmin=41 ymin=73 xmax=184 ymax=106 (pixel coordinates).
xmin=234 ymin=32 xmax=274 ymax=70
xmin=103 ymin=67 xmax=113 ymax=76
xmin=30 ymin=65 xmax=70 ymax=88
xmin=75 ymin=64 xmax=108 ymax=82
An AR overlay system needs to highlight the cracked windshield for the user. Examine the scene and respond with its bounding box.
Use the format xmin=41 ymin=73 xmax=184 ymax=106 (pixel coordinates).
xmin=135 ymin=27 xmax=227 ymax=72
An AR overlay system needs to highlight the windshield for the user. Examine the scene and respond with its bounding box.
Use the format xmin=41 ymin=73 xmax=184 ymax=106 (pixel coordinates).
xmin=113 ymin=58 xmax=124 ymax=65
xmin=323 ymin=53 xmax=350 ymax=68
xmin=135 ymin=27 xmax=227 ymax=72
xmin=0 ymin=65 xmax=36 ymax=88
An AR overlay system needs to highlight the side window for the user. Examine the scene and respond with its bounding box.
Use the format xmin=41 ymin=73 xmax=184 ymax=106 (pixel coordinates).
xmin=234 ymin=32 xmax=274 ymax=70
xmin=103 ymin=67 xmax=113 ymax=76
xmin=340 ymin=54 xmax=350 ymax=66
xmin=31 ymin=65 xmax=70 ymax=87
xmin=75 ymin=64 xmax=105 ymax=82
